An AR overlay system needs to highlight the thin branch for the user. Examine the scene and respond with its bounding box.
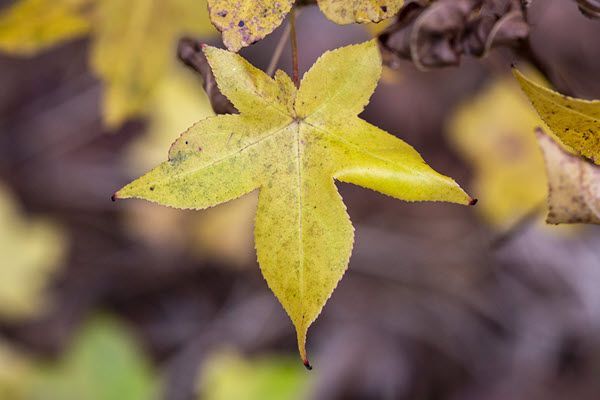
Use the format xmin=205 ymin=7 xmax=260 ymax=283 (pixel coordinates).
xmin=290 ymin=8 xmax=300 ymax=87
xmin=266 ymin=21 xmax=292 ymax=76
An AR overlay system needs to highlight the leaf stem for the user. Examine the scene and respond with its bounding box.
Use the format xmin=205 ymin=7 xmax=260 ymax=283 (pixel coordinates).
xmin=290 ymin=7 xmax=300 ymax=87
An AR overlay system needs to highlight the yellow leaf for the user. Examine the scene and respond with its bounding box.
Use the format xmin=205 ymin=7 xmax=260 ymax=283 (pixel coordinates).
xmin=449 ymin=76 xmax=547 ymax=229
xmin=127 ymin=67 xmax=215 ymax=172
xmin=0 ymin=0 xmax=90 ymax=55
xmin=114 ymin=40 xmax=473 ymax=365
xmin=91 ymin=0 xmax=215 ymax=126
xmin=199 ymin=349 xmax=309 ymax=400
xmin=536 ymin=128 xmax=600 ymax=225
xmin=123 ymin=68 xmax=208 ymax=252
xmin=125 ymin=67 xmax=256 ymax=265
xmin=513 ymin=67 xmax=600 ymax=164
xmin=0 ymin=184 xmax=67 ymax=320
xmin=207 ymin=0 xmax=294 ymax=52
xmin=318 ymin=0 xmax=403 ymax=24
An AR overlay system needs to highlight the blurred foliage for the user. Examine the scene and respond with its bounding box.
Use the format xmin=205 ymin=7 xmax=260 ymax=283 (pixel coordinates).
xmin=0 ymin=184 xmax=66 ymax=320
xmin=449 ymin=74 xmax=548 ymax=230
xmin=0 ymin=0 xmax=89 ymax=55
xmin=0 ymin=0 xmax=215 ymax=126
xmin=26 ymin=317 xmax=158 ymax=400
xmin=199 ymin=349 xmax=310 ymax=400
xmin=0 ymin=317 xmax=157 ymax=400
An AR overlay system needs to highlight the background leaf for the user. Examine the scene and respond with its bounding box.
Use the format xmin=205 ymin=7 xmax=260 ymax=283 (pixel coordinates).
xmin=27 ymin=317 xmax=158 ymax=400
xmin=0 ymin=184 xmax=67 ymax=320
xmin=449 ymin=75 xmax=547 ymax=229
xmin=0 ymin=0 xmax=89 ymax=55
xmin=199 ymin=349 xmax=309 ymax=400
xmin=514 ymin=67 xmax=600 ymax=164
xmin=0 ymin=0 xmax=216 ymax=126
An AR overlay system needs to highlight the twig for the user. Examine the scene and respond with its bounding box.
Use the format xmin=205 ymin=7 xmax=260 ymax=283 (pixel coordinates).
xmin=289 ymin=8 xmax=300 ymax=87
xmin=266 ymin=20 xmax=292 ymax=76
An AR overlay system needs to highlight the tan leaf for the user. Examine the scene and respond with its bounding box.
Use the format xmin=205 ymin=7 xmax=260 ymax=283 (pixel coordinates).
xmin=536 ymin=128 xmax=600 ymax=225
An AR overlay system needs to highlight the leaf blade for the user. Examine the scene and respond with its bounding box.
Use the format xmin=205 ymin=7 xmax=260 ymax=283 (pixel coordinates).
xmin=116 ymin=41 xmax=473 ymax=364
xmin=514 ymin=68 xmax=600 ymax=164
xmin=296 ymin=40 xmax=381 ymax=121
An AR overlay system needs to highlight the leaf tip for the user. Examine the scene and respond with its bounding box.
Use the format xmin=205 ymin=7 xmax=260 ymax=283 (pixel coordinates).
xmin=303 ymin=358 xmax=313 ymax=371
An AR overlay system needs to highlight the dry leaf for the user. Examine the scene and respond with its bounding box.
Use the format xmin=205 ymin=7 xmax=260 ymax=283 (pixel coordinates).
xmin=207 ymin=0 xmax=294 ymax=52
xmin=536 ymin=128 xmax=600 ymax=225
xmin=379 ymin=0 xmax=528 ymax=69
xmin=208 ymin=0 xmax=403 ymax=52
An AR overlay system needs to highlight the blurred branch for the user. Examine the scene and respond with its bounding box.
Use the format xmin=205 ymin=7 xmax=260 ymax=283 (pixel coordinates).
xmin=177 ymin=38 xmax=236 ymax=115
xmin=266 ymin=23 xmax=292 ymax=76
